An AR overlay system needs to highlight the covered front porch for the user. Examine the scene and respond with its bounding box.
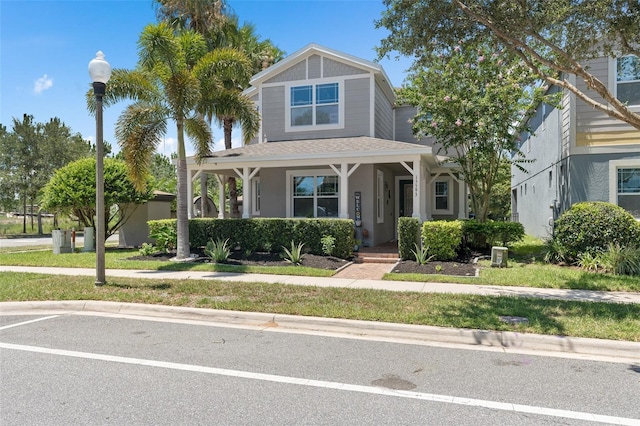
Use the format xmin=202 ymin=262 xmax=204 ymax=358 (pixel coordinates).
xmin=186 ymin=137 xmax=467 ymax=247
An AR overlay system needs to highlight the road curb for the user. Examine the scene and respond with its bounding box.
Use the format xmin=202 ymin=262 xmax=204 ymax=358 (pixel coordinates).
xmin=2 ymin=300 xmax=638 ymax=363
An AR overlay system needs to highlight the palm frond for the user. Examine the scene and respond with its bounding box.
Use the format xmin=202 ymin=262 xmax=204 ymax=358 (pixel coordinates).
xmin=184 ymin=115 xmax=213 ymax=163
xmin=138 ymin=23 xmax=183 ymax=74
xmin=115 ymin=102 xmax=168 ymax=190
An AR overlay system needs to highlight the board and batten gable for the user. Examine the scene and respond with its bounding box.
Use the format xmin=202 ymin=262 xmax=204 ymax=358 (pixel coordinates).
xmin=247 ymin=47 xmax=398 ymax=144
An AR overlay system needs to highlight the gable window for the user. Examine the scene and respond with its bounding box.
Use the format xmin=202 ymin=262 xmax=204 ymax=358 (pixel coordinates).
xmin=289 ymin=171 xmax=339 ymax=218
xmin=286 ymin=82 xmax=342 ymax=131
xmin=616 ymin=55 xmax=640 ymax=106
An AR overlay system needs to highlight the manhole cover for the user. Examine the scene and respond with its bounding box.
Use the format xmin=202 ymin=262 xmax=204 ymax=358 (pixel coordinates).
xmin=499 ymin=316 xmax=529 ymax=325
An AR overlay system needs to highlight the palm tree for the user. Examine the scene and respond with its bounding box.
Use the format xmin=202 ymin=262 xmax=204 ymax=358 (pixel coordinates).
xmin=210 ymin=19 xmax=284 ymax=217
xmin=95 ymin=22 xmax=252 ymax=259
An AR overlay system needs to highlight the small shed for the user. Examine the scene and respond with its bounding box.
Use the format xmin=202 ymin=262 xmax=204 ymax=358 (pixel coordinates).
xmin=119 ymin=191 xmax=175 ymax=248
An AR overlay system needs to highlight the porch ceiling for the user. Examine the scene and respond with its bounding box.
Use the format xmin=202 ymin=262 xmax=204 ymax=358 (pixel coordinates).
xmin=187 ymin=136 xmax=443 ymax=175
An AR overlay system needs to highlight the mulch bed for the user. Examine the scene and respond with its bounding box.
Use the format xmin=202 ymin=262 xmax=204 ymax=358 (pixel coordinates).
xmin=126 ymin=248 xmax=480 ymax=277
xmin=390 ymin=259 xmax=478 ymax=277
xmin=126 ymin=249 xmax=349 ymax=271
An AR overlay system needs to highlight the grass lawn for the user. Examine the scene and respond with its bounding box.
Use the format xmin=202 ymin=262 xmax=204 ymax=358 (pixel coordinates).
xmin=1 ymin=271 xmax=639 ymax=342
xmin=0 ymin=247 xmax=335 ymax=277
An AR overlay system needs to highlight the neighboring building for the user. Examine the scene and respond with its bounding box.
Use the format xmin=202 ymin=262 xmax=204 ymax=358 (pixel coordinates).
xmin=512 ymin=54 xmax=640 ymax=239
xmin=185 ymin=44 xmax=466 ymax=247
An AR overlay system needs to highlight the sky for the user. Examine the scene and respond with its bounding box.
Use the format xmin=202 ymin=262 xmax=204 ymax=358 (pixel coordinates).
xmin=1 ymin=0 xmax=413 ymax=157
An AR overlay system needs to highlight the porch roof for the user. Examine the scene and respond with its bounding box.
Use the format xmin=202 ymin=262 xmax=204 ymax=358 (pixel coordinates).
xmin=186 ymin=136 xmax=445 ymax=172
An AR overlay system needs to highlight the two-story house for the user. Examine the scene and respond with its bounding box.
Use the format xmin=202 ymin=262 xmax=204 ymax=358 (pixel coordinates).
xmin=185 ymin=44 xmax=466 ymax=247
xmin=511 ymin=54 xmax=640 ymax=239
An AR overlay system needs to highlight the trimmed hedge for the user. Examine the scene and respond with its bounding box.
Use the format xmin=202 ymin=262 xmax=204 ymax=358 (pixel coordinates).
xmin=398 ymin=217 xmax=420 ymax=260
xmin=462 ymin=220 xmax=525 ymax=250
xmin=552 ymin=202 xmax=640 ymax=260
xmin=421 ymin=220 xmax=464 ymax=260
xmin=149 ymin=218 xmax=355 ymax=259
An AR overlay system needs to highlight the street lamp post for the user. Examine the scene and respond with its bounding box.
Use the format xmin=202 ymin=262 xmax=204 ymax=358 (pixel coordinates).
xmin=88 ymin=51 xmax=111 ymax=286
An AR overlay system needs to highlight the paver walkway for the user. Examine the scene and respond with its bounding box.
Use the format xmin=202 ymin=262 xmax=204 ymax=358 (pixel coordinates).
xmin=332 ymin=262 xmax=396 ymax=279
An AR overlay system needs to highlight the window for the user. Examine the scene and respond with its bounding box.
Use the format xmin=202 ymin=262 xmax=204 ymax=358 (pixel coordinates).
xmin=433 ymin=178 xmax=452 ymax=214
xmin=617 ymin=167 xmax=640 ymax=218
xmin=290 ymin=173 xmax=338 ymax=218
xmin=252 ymin=178 xmax=261 ymax=216
xmin=287 ymin=82 xmax=341 ymax=130
xmin=377 ymin=170 xmax=384 ymax=223
xmin=616 ymin=55 xmax=640 ymax=106
xmin=549 ymin=170 xmax=553 ymax=189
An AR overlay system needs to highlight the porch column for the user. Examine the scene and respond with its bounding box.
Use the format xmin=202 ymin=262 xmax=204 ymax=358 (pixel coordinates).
xmin=187 ymin=169 xmax=194 ymax=219
xmin=234 ymin=167 xmax=262 ymax=219
xmin=216 ymin=174 xmax=225 ymax=218
xmin=411 ymin=158 xmax=426 ymax=221
xmin=458 ymin=178 xmax=466 ymax=219
xmin=424 ymin=166 xmax=432 ymax=220
xmin=330 ymin=163 xmax=360 ymax=219
xmin=200 ymin=173 xmax=208 ymax=218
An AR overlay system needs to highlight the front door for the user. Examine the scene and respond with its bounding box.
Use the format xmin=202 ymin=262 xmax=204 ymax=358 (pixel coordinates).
xmin=399 ymin=179 xmax=413 ymax=218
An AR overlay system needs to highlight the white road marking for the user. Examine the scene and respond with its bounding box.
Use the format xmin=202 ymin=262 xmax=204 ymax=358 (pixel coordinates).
xmin=1 ymin=342 xmax=638 ymax=425
xmin=0 ymin=315 xmax=59 ymax=330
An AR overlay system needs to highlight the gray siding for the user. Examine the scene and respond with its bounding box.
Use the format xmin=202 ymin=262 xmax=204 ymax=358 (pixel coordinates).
xmin=575 ymin=57 xmax=636 ymax=133
xmin=261 ymin=77 xmax=370 ymax=142
xmin=265 ymin=60 xmax=306 ymax=84
xmin=256 ymin=168 xmax=287 ymax=217
xmin=323 ymin=58 xmax=368 ymax=77
xmin=308 ymin=54 xmax=321 ymax=79
xmin=394 ymin=105 xmax=417 ymax=143
xmin=511 ymin=100 xmax=564 ymax=239
xmin=374 ymin=81 xmax=393 ymax=139
xmin=261 ymin=86 xmax=286 ymax=141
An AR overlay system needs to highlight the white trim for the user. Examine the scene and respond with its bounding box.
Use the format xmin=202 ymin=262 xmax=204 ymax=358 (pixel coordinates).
xmin=369 ymin=74 xmax=376 ymax=137
xmin=284 ymin=79 xmax=345 ymax=132
xmin=376 ymin=170 xmax=384 ymax=223
xmin=609 ymin=159 xmax=640 ymax=218
xmin=285 ymin=168 xmax=339 ymax=218
xmin=252 ymin=178 xmax=261 ymax=216
xmin=612 ymin=55 xmax=640 ymax=110
xmin=432 ymin=176 xmax=453 ymax=215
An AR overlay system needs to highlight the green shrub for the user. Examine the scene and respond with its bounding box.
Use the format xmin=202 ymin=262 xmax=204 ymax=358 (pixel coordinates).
xmin=148 ymin=219 xmax=177 ymax=252
xmin=422 ymin=220 xmax=463 ymax=260
xmin=398 ymin=217 xmax=420 ymax=260
xmin=138 ymin=243 xmax=156 ymax=256
xmin=462 ymin=220 xmax=525 ymax=250
xmin=282 ymin=241 xmax=305 ymax=265
xmin=320 ymin=235 xmax=336 ymax=256
xmin=164 ymin=217 xmax=354 ymax=259
xmin=552 ymin=202 xmax=640 ymax=261
xmin=596 ymin=244 xmax=640 ymax=276
xmin=411 ymin=243 xmax=435 ymax=265
xmin=204 ymin=238 xmax=231 ymax=263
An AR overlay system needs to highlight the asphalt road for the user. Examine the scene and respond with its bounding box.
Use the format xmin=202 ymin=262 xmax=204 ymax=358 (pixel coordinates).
xmin=2 ymin=312 xmax=639 ymax=425
xmin=0 ymin=233 xmax=119 ymax=248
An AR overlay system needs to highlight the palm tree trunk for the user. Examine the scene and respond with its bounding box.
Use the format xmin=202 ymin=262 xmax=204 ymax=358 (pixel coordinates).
xmin=224 ymin=117 xmax=240 ymax=218
xmin=175 ymin=121 xmax=190 ymax=259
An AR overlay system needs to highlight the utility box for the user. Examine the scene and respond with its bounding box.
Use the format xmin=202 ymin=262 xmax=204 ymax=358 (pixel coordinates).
xmin=52 ymin=229 xmax=72 ymax=254
xmin=491 ymin=246 xmax=508 ymax=268
xmin=83 ymin=227 xmax=95 ymax=252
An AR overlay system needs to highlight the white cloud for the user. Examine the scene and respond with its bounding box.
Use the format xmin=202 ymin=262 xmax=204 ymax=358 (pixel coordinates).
xmin=33 ymin=74 xmax=53 ymax=94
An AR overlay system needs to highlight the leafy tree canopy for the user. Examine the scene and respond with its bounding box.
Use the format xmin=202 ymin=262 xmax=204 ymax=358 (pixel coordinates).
xmin=377 ymin=0 xmax=640 ymax=130
xmin=40 ymin=157 xmax=153 ymax=239
xmin=398 ymin=45 xmax=551 ymax=221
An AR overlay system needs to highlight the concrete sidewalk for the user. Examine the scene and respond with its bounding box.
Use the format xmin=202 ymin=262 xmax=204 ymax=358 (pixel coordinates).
xmin=2 ymin=265 xmax=640 ymax=305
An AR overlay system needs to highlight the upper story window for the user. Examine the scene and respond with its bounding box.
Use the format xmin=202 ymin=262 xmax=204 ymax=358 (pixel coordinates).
xmin=616 ymin=55 xmax=640 ymax=106
xmin=286 ymin=82 xmax=342 ymax=132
